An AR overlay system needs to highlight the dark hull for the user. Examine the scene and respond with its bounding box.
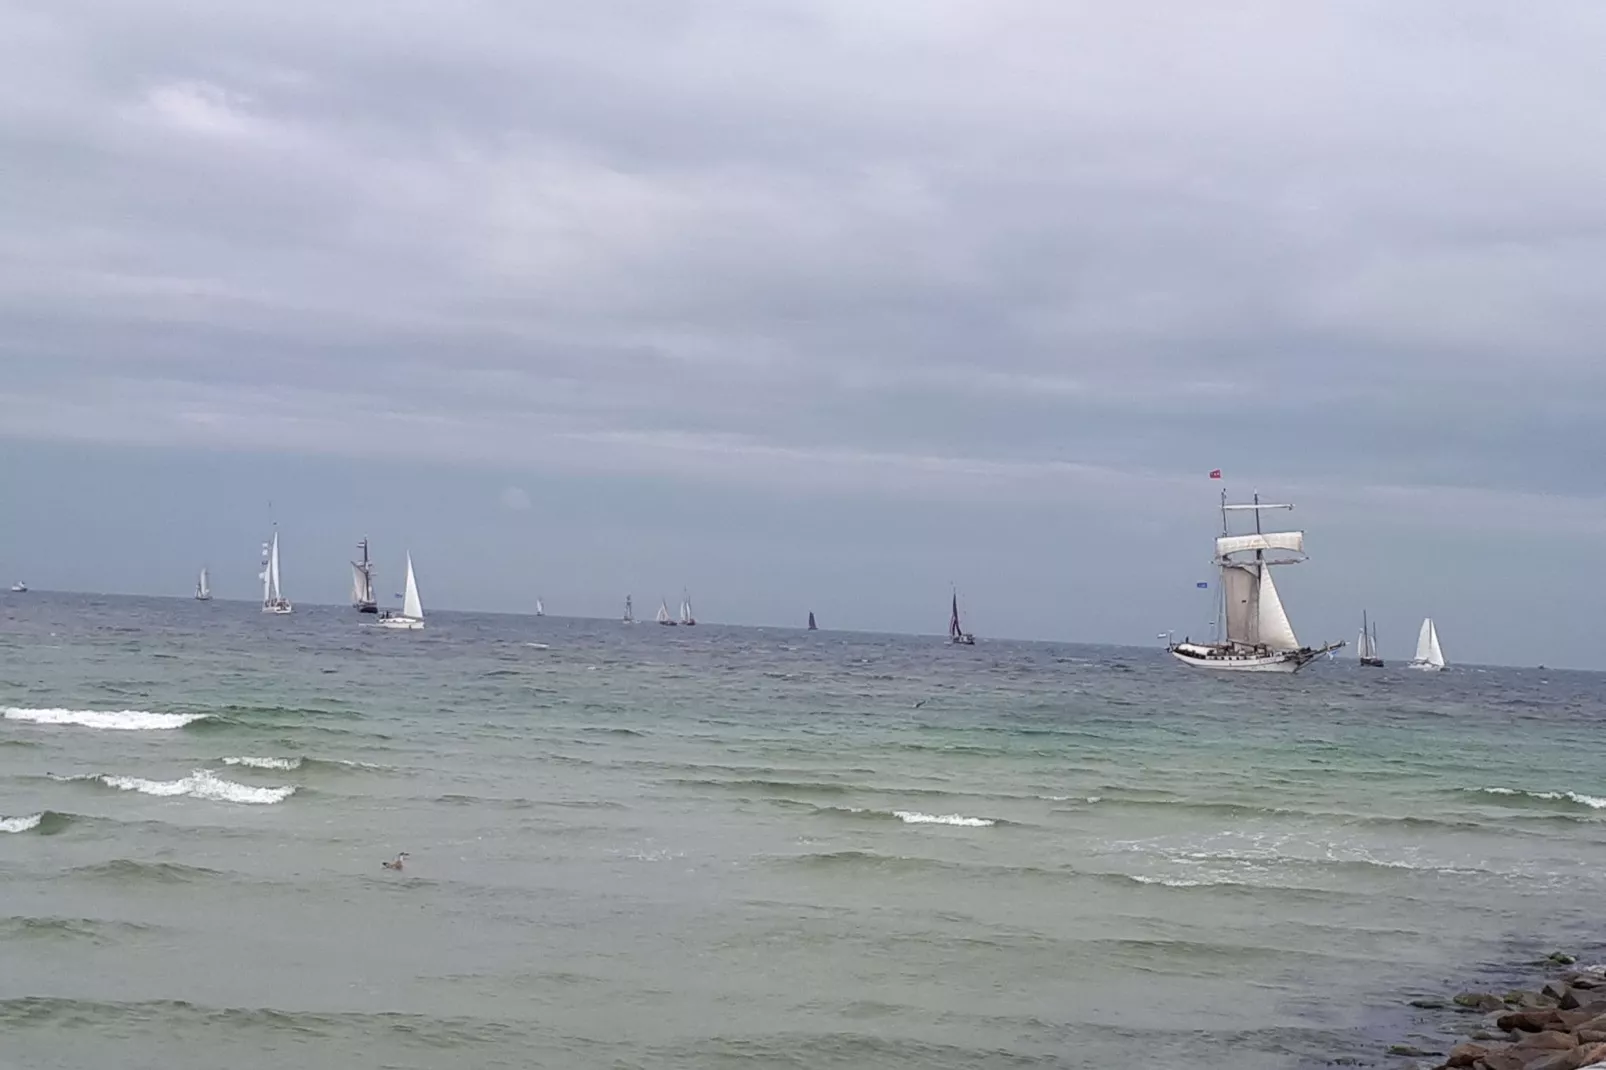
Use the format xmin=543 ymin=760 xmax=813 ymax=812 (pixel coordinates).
xmin=1360 ymin=657 xmax=1385 ymax=667
xmin=356 ymin=603 xmax=378 ymax=614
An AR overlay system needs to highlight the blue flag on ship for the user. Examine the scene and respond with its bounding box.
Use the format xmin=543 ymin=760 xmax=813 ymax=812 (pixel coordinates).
xmin=1195 ymin=582 xmax=1209 ymax=589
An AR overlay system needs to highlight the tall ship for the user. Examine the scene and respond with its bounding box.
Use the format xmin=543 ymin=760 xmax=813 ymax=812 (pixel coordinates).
xmin=260 ymin=527 xmax=293 ymax=614
xmin=351 ymin=538 xmax=378 ymax=613
xmin=1408 ymin=617 xmax=1447 ymax=672
xmin=1169 ymin=489 xmax=1341 ymax=672
xmin=622 ymin=595 xmax=635 ymax=624
xmin=1357 ymin=611 xmax=1383 ymax=667
xmin=680 ymin=590 xmax=696 ymax=626
xmin=656 ymin=597 xmax=677 ymax=626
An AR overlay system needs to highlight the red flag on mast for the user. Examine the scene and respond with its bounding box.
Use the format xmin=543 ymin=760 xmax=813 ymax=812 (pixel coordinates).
xmin=1208 ymin=469 xmax=1222 ymax=479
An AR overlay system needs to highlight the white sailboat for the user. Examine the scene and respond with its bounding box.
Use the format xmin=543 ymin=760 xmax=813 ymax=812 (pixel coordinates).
xmin=260 ymin=529 xmax=293 ymax=614
xmin=1408 ymin=617 xmax=1446 ymax=672
xmin=376 ymin=553 xmax=424 ymax=630
xmin=1170 ymin=489 xmax=1342 ymax=672
xmin=351 ymin=538 xmax=378 ymax=613
xmin=948 ymin=589 xmax=975 ymax=645
xmin=535 ymin=597 xmax=545 ymax=617
xmin=680 ymin=590 xmax=696 ymax=626
xmin=656 ymin=597 xmax=677 ymax=626
xmin=1357 ymin=611 xmax=1382 ymax=667
xmin=10 ymin=581 xmax=26 ymax=593
xmin=195 ymin=567 xmax=212 ymax=601
xmin=622 ymin=595 xmax=635 ymax=624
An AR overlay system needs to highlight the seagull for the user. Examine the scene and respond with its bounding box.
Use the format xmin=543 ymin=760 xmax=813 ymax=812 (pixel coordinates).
xmin=381 ymin=852 xmax=409 ymax=870
xmin=913 ymin=699 xmax=928 ymax=709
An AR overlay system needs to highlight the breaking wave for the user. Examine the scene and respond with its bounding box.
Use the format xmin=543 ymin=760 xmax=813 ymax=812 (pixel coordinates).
xmin=221 ymin=756 xmax=302 ymax=771
xmin=3 ymin=707 xmax=208 ymax=731
xmin=69 ymin=770 xmax=295 ymax=805
xmin=893 ymin=810 xmax=996 ymax=827
xmin=1468 ymin=787 xmax=1606 ymax=810
xmin=0 ymin=810 xmax=76 ymax=835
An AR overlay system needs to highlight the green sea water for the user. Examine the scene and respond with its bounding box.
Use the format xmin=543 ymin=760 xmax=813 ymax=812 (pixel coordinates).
xmin=1 ymin=593 xmax=1603 ymax=1068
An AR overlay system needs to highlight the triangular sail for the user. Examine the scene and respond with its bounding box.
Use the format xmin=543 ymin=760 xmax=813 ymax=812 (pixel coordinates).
xmin=401 ymin=554 xmax=423 ymax=619
xmin=1425 ymin=620 xmax=1445 ymax=668
xmin=657 ymin=599 xmax=671 ymax=623
xmin=680 ymin=592 xmax=693 ymax=623
xmin=536 ymin=598 xmax=544 ymax=616
xmin=1414 ymin=618 xmax=1434 ymax=663
xmin=198 ymin=568 xmax=210 ymax=598
xmin=270 ymin=533 xmax=283 ymax=602
xmin=949 ymin=593 xmax=962 ymax=639
xmin=1356 ymin=629 xmax=1368 ymax=659
xmin=807 ymin=611 xmax=817 ymax=630
xmin=1254 ymin=564 xmax=1300 ymax=651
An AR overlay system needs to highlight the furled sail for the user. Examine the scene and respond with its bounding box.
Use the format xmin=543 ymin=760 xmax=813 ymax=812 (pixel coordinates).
xmin=1215 ymin=531 xmax=1305 ymax=558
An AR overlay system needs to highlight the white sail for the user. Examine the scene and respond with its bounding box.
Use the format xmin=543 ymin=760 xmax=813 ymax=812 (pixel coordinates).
xmin=197 ymin=568 xmax=210 ymax=598
xmin=1216 ymin=531 xmax=1305 ymax=558
xmin=268 ymin=533 xmax=283 ymax=602
xmin=1414 ymin=618 xmax=1434 ymax=664
xmin=260 ymin=542 xmax=272 ymax=603
xmin=351 ymin=564 xmax=368 ymax=605
xmin=535 ymin=598 xmax=544 ymax=616
xmin=401 ymin=553 xmax=423 ymax=619
xmin=657 ymin=599 xmax=672 ymax=623
xmin=1255 ymin=564 xmax=1300 ymax=651
xmin=1221 ymin=564 xmax=1260 ymax=646
xmin=1357 ymin=629 xmax=1369 ymax=659
xmin=680 ymin=593 xmax=694 ymax=624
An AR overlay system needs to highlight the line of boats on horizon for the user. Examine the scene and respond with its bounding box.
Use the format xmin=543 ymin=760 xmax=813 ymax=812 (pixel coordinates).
xmin=1165 ymin=487 xmax=1449 ymax=674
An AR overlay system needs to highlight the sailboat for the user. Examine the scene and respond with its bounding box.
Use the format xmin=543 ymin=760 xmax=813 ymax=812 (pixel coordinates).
xmin=807 ymin=611 xmax=817 ymax=631
xmin=1357 ymin=612 xmax=1383 ymax=667
xmin=622 ymin=595 xmax=635 ymax=624
xmin=1408 ymin=617 xmax=1446 ymax=672
xmin=9 ymin=581 xmax=26 ymax=593
xmin=948 ymin=589 xmax=975 ymax=645
xmin=535 ymin=597 xmax=545 ymax=617
xmin=656 ymin=597 xmax=677 ymax=626
xmin=376 ymin=553 xmax=424 ymax=630
xmin=1169 ymin=489 xmax=1342 ymax=672
xmin=260 ymin=529 xmax=293 ymax=614
xmin=351 ymin=538 xmax=378 ymax=613
xmin=680 ymin=590 xmax=696 ymax=626
xmin=195 ymin=567 xmax=212 ymax=601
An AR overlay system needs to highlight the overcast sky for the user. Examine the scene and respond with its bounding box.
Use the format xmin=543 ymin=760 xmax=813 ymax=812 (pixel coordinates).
xmin=2 ymin=1 xmax=1604 ymax=666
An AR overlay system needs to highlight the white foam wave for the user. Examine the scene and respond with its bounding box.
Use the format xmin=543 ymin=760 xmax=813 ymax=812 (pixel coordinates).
xmin=1473 ymin=787 xmax=1606 ymax=809
xmin=97 ymin=770 xmax=294 ymax=805
xmin=893 ymin=810 xmax=995 ymax=827
xmin=4 ymin=707 xmax=206 ymax=731
xmin=222 ymin=756 xmax=302 ymax=771
xmin=1 ymin=813 xmax=43 ymax=833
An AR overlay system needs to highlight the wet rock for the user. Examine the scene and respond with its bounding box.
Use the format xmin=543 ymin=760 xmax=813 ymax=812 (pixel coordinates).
xmin=1500 ymin=1009 xmax=1564 ymax=1033
xmin=1567 ymin=975 xmax=1605 ymax=992
xmin=1509 ymin=991 xmax=1562 ymax=1009
xmin=1550 ymin=952 xmax=1579 ymax=966
xmin=1475 ymin=1052 xmax=1526 ymax=1070
xmin=1391 ymin=1043 xmax=1439 ymax=1057
xmin=1561 ymin=991 xmax=1606 ymax=1013
xmin=1559 ymin=1009 xmax=1606 ymax=1031
xmin=1545 ymin=982 xmax=1576 ymax=1002
xmin=1458 ymin=993 xmax=1509 ymax=1013
xmin=1440 ymin=1041 xmax=1489 ymax=1067
xmin=1516 ymin=1030 xmax=1578 ymax=1052
xmin=1411 ymin=998 xmax=1451 ymax=1009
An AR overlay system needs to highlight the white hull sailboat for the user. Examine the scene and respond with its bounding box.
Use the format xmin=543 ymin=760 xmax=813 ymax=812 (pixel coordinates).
xmin=535 ymin=597 xmax=545 ymax=617
xmin=1408 ymin=617 xmax=1446 ymax=671
xmin=656 ymin=597 xmax=677 ymax=626
xmin=807 ymin=611 xmax=817 ymax=631
xmin=622 ymin=595 xmax=635 ymax=624
xmin=10 ymin=582 xmax=26 ymax=593
xmin=260 ymin=529 xmax=293 ymax=614
xmin=1357 ymin=611 xmax=1382 ymax=667
xmin=195 ymin=567 xmax=212 ymax=601
xmin=949 ymin=589 xmax=975 ymax=645
xmin=680 ymin=590 xmax=696 ymax=626
xmin=352 ymin=538 xmax=378 ymax=613
xmin=376 ymin=553 xmax=424 ymax=630
xmin=1170 ymin=489 xmax=1342 ymax=673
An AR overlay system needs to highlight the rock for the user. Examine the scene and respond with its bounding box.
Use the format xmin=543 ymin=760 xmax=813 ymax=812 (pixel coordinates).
xmin=1516 ymin=1030 xmax=1579 ymax=1052
xmin=1580 ymin=1030 xmax=1606 ymax=1045
xmin=1412 ymin=998 xmax=1451 ymax=1009
xmin=1390 ymin=1043 xmax=1438 ymax=1057
xmin=1551 ymin=952 xmax=1580 ymax=966
xmin=1475 ymin=1053 xmax=1526 ymax=1070
xmin=1500 ymin=1009 xmax=1563 ymax=1033
xmin=1568 ymin=975 xmax=1605 ymax=991
xmin=1522 ymin=1054 xmax=1580 ymax=1070
xmin=1441 ymin=1041 xmax=1489 ymax=1067
xmin=1573 ymin=1041 xmax=1606 ymax=1067
xmin=1509 ymin=991 xmax=1562 ymax=1009
xmin=1547 ymin=982 xmax=1576 ymax=1001
xmin=1562 ymin=991 xmax=1606 ymax=1013
xmin=1559 ymin=1009 xmax=1606 ymax=1030
xmin=1458 ymin=993 xmax=1510 ymax=1013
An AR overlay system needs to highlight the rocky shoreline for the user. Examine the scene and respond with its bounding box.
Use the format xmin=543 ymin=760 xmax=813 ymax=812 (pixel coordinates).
xmin=1386 ymin=953 xmax=1606 ymax=1070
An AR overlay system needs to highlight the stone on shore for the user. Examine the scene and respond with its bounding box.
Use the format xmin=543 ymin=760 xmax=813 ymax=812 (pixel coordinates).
xmin=1456 ymin=992 xmax=1508 ymax=1013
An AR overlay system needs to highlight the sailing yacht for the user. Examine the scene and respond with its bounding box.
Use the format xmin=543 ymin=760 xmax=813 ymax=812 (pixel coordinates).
xmin=1408 ymin=617 xmax=1446 ymax=671
xmin=351 ymin=538 xmax=378 ymax=613
xmin=1357 ymin=611 xmax=1383 ymax=667
xmin=1169 ymin=489 xmax=1342 ymax=672
xmin=948 ymin=589 xmax=975 ymax=645
xmin=535 ymin=597 xmax=545 ymax=617
xmin=807 ymin=611 xmax=817 ymax=631
xmin=260 ymin=529 xmax=293 ymax=614
xmin=680 ymin=590 xmax=696 ymax=626
xmin=623 ymin=595 xmax=635 ymax=624
xmin=376 ymin=553 xmax=424 ymax=630
xmin=195 ymin=567 xmax=212 ymax=601
xmin=656 ymin=597 xmax=677 ymax=626
xmin=9 ymin=581 xmax=26 ymax=593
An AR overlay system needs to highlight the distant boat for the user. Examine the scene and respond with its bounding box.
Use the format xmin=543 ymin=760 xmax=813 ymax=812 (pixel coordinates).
xmin=807 ymin=610 xmax=817 ymax=631
xmin=351 ymin=538 xmax=378 ymax=613
xmin=623 ymin=595 xmax=635 ymax=624
xmin=535 ymin=597 xmax=545 ymax=617
xmin=1357 ymin=611 xmax=1383 ymax=667
xmin=680 ymin=590 xmax=696 ymax=626
xmin=948 ymin=589 xmax=974 ymax=645
xmin=195 ymin=567 xmax=212 ymax=601
xmin=10 ymin=581 xmax=26 ymax=593
xmin=1169 ymin=489 xmax=1343 ymax=672
xmin=657 ymin=597 xmax=677 ymax=626
xmin=260 ymin=528 xmax=292 ymax=614
xmin=1408 ymin=617 xmax=1446 ymax=672
xmin=376 ymin=553 xmax=424 ymax=630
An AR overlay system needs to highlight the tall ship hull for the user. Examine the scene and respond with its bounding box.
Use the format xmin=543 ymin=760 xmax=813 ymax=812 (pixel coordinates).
xmin=1170 ymin=488 xmax=1341 ymax=674
xmin=352 ymin=538 xmax=378 ymax=613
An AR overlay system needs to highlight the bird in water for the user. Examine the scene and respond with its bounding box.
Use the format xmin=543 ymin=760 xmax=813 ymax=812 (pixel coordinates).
xmin=913 ymin=699 xmax=928 ymax=709
xmin=381 ymin=852 xmax=409 ymax=871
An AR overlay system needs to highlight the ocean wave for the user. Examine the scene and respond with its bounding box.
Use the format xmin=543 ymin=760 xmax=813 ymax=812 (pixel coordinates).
xmin=0 ymin=810 xmax=75 ymax=835
xmin=68 ymin=859 xmax=220 ymax=884
xmin=1469 ymin=787 xmax=1606 ymax=810
xmin=221 ymin=756 xmax=302 ymax=771
xmin=3 ymin=707 xmax=207 ymax=730
xmin=893 ymin=810 xmax=996 ymax=828
xmin=85 ymin=770 xmax=295 ymax=804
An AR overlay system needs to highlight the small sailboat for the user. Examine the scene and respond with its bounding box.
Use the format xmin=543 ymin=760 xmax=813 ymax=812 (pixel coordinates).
xmin=1357 ymin=611 xmax=1383 ymax=667
xmin=656 ymin=597 xmax=677 ymax=626
xmin=195 ymin=567 xmax=212 ymax=601
xmin=9 ymin=581 xmax=26 ymax=593
xmin=807 ymin=611 xmax=817 ymax=631
xmin=376 ymin=553 xmax=424 ymax=630
xmin=622 ymin=595 xmax=635 ymax=624
xmin=1408 ymin=617 xmax=1446 ymax=672
xmin=680 ymin=590 xmax=696 ymax=626
xmin=260 ymin=528 xmax=292 ymax=614
xmin=948 ymin=589 xmax=975 ymax=645
xmin=1169 ymin=489 xmax=1343 ymax=672
xmin=351 ymin=538 xmax=378 ymax=613
xmin=535 ymin=597 xmax=545 ymax=617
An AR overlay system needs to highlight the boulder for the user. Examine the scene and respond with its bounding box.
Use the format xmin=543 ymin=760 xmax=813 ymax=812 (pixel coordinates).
xmin=1579 ymin=1030 xmax=1606 ymax=1045
xmin=1390 ymin=1043 xmax=1438 ymax=1057
xmin=1546 ymin=982 xmax=1575 ymax=1002
xmin=1550 ymin=952 xmax=1579 ymax=966
xmin=1499 ymin=1009 xmax=1564 ymax=1033
xmin=1474 ymin=1053 xmax=1526 ymax=1070
xmin=1458 ymin=993 xmax=1509 ymax=1013
xmin=1573 ymin=1041 xmax=1606 ymax=1067
xmin=1521 ymin=1053 xmax=1580 ymax=1070
xmin=1559 ymin=1009 xmax=1606 ymax=1030
xmin=1516 ymin=1031 xmax=1578 ymax=1052
xmin=1440 ymin=1041 xmax=1489 ymax=1067
xmin=1562 ymin=991 xmax=1606 ymax=1013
